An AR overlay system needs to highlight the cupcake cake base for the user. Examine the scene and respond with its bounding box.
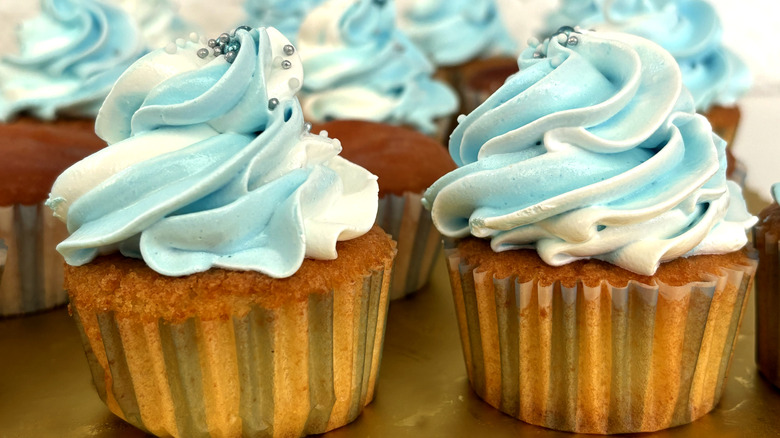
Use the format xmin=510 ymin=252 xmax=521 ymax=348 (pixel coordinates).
xmin=446 ymin=238 xmax=756 ymax=434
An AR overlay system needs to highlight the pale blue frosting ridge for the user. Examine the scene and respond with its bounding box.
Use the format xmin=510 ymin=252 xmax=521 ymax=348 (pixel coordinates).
xmin=298 ymin=0 xmax=458 ymax=135
xmin=243 ymin=0 xmax=325 ymax=43
xmin=546 ymin=0 xmax=750 ymax=112
xmin=396 ymin=0 xmax=517 ymax=67
xmin=48 ymin=28 xmax=379 ymax=278
xmin=423 ymin=31 xmax=755 ymax=276
xmin=0 ymin=0 xmax=147 ymax=121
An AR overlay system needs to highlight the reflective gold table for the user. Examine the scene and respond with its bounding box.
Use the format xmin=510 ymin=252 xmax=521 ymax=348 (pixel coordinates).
xmin=1 ymin=249 xmax=779 ymax=437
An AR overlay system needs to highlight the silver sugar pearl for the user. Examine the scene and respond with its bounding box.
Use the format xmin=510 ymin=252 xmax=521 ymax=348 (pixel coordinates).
xmin=556 ymin=26 xmax=576 ymax=36
xmin=567 ymin=36 xmax=579 ymax=46
xmin=304 ymin=122 xmax=312 ymax=132
xmin=556 ymin=34 xmax=568 ymax=45
xmin=225 ymin=50 xmax=237 ymax=63
xmin=268 ymin=98 xmax=279 ymax=110
xmin=234 ymin=25 xmax=252 ymax=34
xmin=283 ymin=44 xmax=295 ymax=56
xmin=281 ymin=60 xmax=292 ymax=69
xmin=213 ymin=46 xmax=222 ymax=55
xmin=197 ymin=48 xmax=209 ymax=58
xmin=207 ymin=39 xmax=217 ymax=48
xmin=218 ymin=33 xmax=230 ymax=44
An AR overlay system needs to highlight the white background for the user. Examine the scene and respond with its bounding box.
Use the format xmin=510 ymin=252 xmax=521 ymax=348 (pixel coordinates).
xmin=2 ymin=0 xmax=778 ymax=205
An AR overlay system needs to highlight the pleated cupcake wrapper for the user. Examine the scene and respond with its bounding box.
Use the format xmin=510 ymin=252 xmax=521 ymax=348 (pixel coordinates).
xmin=754 ymin=226 xmax=780 ymax=388
xmin=72 ymin=265 xmax=392 ymax=438
xmin=0 ymin=202 xmax=68 ymax=316
xmin=376 ymin=192 xmax=442 ymax=300
xmin=445 ymin=246 xmax=756 ymax=434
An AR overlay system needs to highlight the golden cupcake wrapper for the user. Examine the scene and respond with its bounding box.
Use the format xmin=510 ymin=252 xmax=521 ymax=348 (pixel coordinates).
xmin=376 ymin=192 xmax=442 ymax=300
xmin=754 ymin=225 xmax=780 ymax=388
xmin=445 ymin=245 xmax=756 ymax=434
xmin=0 ymin=202 xmax=68 ymax=316
xmin=72 ymin=264 xmax=392 ymax=437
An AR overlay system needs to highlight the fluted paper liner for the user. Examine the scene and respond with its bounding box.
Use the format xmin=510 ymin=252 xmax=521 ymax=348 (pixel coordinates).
xmin=72 ymin=264 xmax=392 ymax=437
xmin=0 ymin=202 xmax=69 ymax=316
xmin=376 ymin=192 xmax=441 ymax=300
xmin=446 ymin=246 xmax=756 ymax=434
xmin=754 ymin=223 xmax=780 ymax=388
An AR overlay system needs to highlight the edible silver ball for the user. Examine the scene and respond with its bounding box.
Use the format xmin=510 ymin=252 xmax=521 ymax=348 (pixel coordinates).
xmin=281 ymin=60 xmax=292 ymax=69
xmin=197 ymin=48 xmax=209 ymax=58
xmin=283 ymin=44 xmax=295 ymax=56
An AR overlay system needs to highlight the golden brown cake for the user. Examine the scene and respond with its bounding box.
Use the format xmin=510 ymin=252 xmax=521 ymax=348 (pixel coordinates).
xmin=313 ymin=120 xmax=456 ymax=300
xmin=68 ymin=226 xmax=396 ymax=437
xmin=458 ymin=57 xmax=519 ymax=113
xmin=704 ymin=105 xmax=741 ymax=147
xmin=447 ymin=237 xmax=756 ymax=434
xmin=0 ymin=117 xmax=105 ymax=316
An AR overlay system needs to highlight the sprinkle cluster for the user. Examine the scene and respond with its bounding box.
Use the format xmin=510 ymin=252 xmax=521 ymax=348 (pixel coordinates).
xmin=196 ymin=25 xmax=254 ymax=63
xmin=527 ymin=26 xmax=582 ymax=68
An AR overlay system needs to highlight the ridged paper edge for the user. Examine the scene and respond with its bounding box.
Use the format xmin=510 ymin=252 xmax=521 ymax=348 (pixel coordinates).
xmin=0 ymin=202 xmax=68 ymax=316
xmin=71 ymin=262 xmax=393 ymax=437
xmin=376 ymin=192 xmax=441 ymax=300
xmin=446 ymin=245 xmax=756 ymax=434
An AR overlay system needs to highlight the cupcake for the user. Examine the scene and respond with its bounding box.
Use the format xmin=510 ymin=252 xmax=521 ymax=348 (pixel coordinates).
xmin=754 ymin=184 xmax=780 ymax=388
xmin=297 ymin=0 xmax=458 ymax=142
xmin=545 ymin=0 xmax=751 ymax=145
xmin=0 ymin=0 xmax=146 ymax=316
xmin=395 ymin=0 xmax=518 ymax=111
xmin=422 ymin=29 xmax=757 ymax=434
xmin=311 ymin=120 xmax=455 ymax=299
xmin=48 ymin=27 xmax=396 ymax=436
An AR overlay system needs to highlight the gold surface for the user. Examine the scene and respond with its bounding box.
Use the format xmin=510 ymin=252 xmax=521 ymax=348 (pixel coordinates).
xmin=1 ymin=247 xmax=779 ymax=437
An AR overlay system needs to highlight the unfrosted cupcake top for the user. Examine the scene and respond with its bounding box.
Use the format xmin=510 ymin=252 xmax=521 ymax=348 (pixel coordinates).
xmin=47 ymin=27 xmax=379 ymax=278
xmin=0 ymin=0 xmax=147 ymax=121
xmin=243 ymin=0 xmax=324 ymax=43
xmin=297 ymin=0 xmax=458 ymax=135
xmin=423 ymin=29 xmax=755 ymax=276
xmin=395 ymin=0 xmax=517 ymax=67
xmin=114 ymin=0 xmax=195 ymax=49
xmin=546 ymin=0 xmax=750 ymax=112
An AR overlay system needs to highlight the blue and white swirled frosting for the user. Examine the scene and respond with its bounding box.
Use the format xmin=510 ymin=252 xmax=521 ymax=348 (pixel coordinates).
xmin=47 ymin=27 xmax=379 ymax=278
xmin=546 ymin=0 xmax=750 ymax=112
xmin=243 ymin=0 xmax=324 ymax=43
xmin=0 ymin=0 xmax=147 ymax=121
xmin=297 ymin=0 xmax=458 ymax=135
xmin=395 ymin=0 xmax=517 ymax=67
xmin=114 ymin=0 xmax=196 ymax=49
xmin=422 ymin=30 xmax=755 ymax=276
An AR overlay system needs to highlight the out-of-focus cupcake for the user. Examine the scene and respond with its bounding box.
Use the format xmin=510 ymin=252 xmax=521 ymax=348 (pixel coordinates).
xmin=312 ymin=120 xmax=455 ymax=299
xmin=0 ymin=0 xmax=146 ymax=316
xmin=545 ymin=0 xmax=751 ymax=146
xmin=423 ymin=29 xmax=756 ymax=434
xmin=113 ymin=0 xmax=197 ymax=49
xmin=243 ymin=0 xmax=324 ymax=43
xmin=48 ymin=27 xmax=396 ymax=437
xmin=754 ymin=184 xmax=780 ymax=389
xmin=395 ymin=0 xmax=518 ymax=111
xmin=297 ymin=0 xmax=458 ymax=143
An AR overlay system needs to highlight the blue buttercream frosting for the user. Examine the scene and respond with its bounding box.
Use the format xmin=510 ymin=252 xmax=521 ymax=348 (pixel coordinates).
xmin=0 ymin=0 xmax=147 ymax=121
xmin=298 ymin=0 xmax=458 ymax=135
xmin=396 ymin=0 xmax=517 ymax=67
xmin=423 ymin=30 xmax=755 ymax=276
xmin=546 ymin=0 xmax=751 ymax=112
xmin=772 ymin=184 xmax=780 ymax=205
xmin=48 ymin=27 xmax=379 ymax=278
xmin=243 ymin=0 xmax=324 ymax=43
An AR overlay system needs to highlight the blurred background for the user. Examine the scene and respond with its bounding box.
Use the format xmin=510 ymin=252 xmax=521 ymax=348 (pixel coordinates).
xmin=2 ymin=0 xmax=778 ymax=207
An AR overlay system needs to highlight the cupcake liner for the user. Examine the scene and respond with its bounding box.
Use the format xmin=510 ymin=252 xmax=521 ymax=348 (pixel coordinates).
xmin=754 ymin=225 xmax=780 ymax=388
xmin=0 ymin=202 xmax=69 ymax=316
xmin=71 ymin=263 xmax=392 ymax=437
xmin=376 ymin=192 xmax=442 ymax=300
xmin=445 ymin=245 xmax=756 ymax=434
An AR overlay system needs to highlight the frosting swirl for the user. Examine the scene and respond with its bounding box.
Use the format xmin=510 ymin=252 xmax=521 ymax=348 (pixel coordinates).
xmin=47 ymin=27 xmax=379 ymax=278
xmin=243 ymin=0 xmax=324 ymax=43
xmin=423 ymin=30 xmax=755 ymax=275
xmin=297 ymin=0 xmax=458 ymax=135
xmin=546 ymin=0 xmax=750 ymax=111
xmin=115 ymin=0 xmax=195 ymax=49
xmin=395 ymin=0 xmax=517 ymax=67
xmin=0 ymin=0 xmax=147 ymax=121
